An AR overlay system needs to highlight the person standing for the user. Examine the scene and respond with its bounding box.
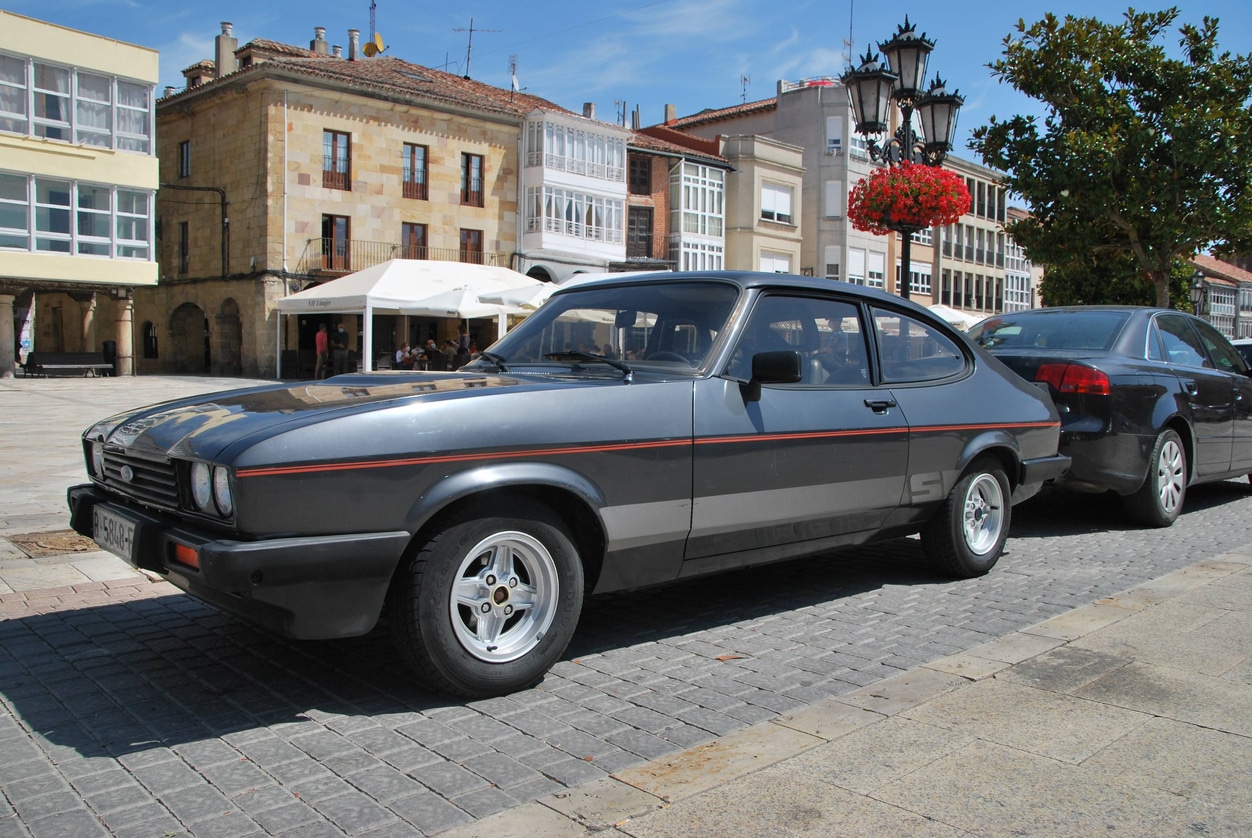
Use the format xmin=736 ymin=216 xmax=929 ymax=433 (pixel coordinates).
xmin=331 ymin=322 xmax=350 ymax=375
xmin=313 ymin=323 xmax=329 ymax=379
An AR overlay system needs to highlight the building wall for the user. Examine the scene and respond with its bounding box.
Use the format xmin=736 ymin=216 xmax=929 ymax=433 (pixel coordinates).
xmin=936 ymin=156 xmax=1010 ymax=315
xmin=0 ymin=11 xmax=159 ymax=373
xmin=720 ymin=134 xmax=804 ymax=273
xmin=148 ymin=74 xmax=523 ymax=377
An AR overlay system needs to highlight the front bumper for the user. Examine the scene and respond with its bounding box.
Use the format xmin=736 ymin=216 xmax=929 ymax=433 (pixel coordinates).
xmin=68 ymin=484 xmax=412 ymax=639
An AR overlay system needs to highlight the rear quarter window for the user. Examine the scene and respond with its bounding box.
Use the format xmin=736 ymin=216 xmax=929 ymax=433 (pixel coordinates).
xmin=871 ymin=308 xmax=967 ymax=383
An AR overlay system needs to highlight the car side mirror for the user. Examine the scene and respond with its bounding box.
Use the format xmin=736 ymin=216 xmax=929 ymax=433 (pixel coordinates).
xmin=741 ymin=350 xmax=802 ymax=402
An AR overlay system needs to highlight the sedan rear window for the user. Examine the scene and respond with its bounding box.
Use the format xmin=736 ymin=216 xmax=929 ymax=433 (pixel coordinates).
xmin=971 ymin=311 xmax=1132 ymax=351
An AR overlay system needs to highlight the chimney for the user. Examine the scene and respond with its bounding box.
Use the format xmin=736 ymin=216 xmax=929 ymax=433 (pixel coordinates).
xmin=664 ymin=103 xmax=677 ymax=124
xmin=215 ymin=22 xmax=238 ymax=77
xmin=632 ymin=106 xmax=641 ymax=130
xmin=582 ymin=102 xmax=596 ymax=120
xmin=348 ymin=29 xmax=359 ymax=61
xmin=310 ymin=27 xmax=329 ymax=55
xmin=333 ymin=45 xmax=343 ymax=58
xmin=163 ymin=86 xmax=175 ymax=98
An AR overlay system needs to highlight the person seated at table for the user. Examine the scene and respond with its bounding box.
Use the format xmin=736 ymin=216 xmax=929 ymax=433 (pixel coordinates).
xmin=395 ymin=342 xmax=414 ymax=370
xmin=424 ymin=339 xmax=447 ymax=371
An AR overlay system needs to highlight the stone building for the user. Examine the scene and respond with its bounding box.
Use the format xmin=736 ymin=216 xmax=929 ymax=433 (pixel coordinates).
xmin=0 ymin=10 xmax=159 ymax=377
xmin=149 ymin=23 xmax=580 ymax=378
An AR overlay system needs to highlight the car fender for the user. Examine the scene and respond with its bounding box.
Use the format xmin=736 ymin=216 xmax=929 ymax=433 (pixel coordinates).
xmin=955 ymin=429 xmax=1022 ymax=484
xmin=404 ymin=461 xmax=609 ymax=536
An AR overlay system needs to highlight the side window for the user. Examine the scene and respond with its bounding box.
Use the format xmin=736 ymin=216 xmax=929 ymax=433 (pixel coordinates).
xmin=727 ymin=294 xmax=864 ymax=385
xmin=1191 ymin=318 xmax=1247 ymax=374
xmin=871 ymin=307 xmax=967 ymax=383
xmin=1156 ymin=314 xmax=1211 ymax=369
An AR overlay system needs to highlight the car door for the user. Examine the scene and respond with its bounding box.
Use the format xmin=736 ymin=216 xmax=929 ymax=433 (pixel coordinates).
xmin=687 ymin=293 xmax=909 ymax=572
xmin=866 ymin=305 xmax=980 ymax=522
xmin=1155 ymin=313 xmax=1234 ymax=477
xmin=1188 ymin=317 xmax=1252 ymax=473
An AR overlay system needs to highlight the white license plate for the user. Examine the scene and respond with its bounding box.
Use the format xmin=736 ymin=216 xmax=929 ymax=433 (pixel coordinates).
xmin=93 ymin=506 xmax=136 ymax=562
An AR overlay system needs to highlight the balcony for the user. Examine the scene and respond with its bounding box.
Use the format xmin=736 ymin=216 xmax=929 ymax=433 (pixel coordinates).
xmin=296 ymin=238 xmax=508 ymax=276
xmin=402 ymin=179 xmax=428 ymax=200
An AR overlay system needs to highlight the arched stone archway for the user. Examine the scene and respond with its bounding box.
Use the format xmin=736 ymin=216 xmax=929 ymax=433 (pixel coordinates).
xmin=216 ymin=298 xmax=243 ymax=375
xmin=169 ymin=302 xmax=210 ymax=374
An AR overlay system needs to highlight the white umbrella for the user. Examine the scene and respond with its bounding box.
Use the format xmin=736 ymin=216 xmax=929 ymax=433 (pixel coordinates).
xmin=401 ymin=287 xmax=513 ymax=320
xmin=477 ymin=283 xmax=559 ymax=310
xmin=927 ymin=304 xmax=985 ymax=331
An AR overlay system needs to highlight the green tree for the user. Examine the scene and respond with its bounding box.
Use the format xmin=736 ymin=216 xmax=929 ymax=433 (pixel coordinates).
xmin=971 ymin=8 xmax=1252 ymax=308
xmin=1039 ymin=253 xmax=1195 ymax=309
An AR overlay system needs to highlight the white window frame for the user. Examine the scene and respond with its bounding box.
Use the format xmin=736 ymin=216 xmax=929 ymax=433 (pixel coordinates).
xmin=847 ymin=247 xmax=866 ymax=285
xmin=2 ymin=172 xmax=153 ymax=259
xmin=824 ymin=180 xmax=843 ymax=218
xmin=759 ymin=250 xmax=792 ymax=274
xmin=823 ymin=245 xmax=840 ymax=281
xmin=760 ymin=182 xmax=793 ymax=224
xmin=866 ymin=250 xmax=886 ymax=289
xmin=0 ymin=52 xmax=154 ymax=154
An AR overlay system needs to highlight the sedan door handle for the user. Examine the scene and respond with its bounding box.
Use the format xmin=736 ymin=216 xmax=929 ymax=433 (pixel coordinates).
xmin=1183 ymin=381 xmax=1198 ymax=396
xmin=864 ymin=398 xmax=897 ymax=413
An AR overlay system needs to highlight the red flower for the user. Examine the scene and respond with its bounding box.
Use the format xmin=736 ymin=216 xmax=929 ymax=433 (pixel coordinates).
xmin=848 ymin=164 xmax=971 ymax=236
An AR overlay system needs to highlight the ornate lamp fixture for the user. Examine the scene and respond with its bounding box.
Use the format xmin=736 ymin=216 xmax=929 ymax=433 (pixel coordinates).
xmin=841 ymin=17 xmax=965 ymax=298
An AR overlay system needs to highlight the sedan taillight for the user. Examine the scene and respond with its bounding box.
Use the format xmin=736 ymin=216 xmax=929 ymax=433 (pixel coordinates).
xmin=1035 ymin=362 xmax=1111 ymax=395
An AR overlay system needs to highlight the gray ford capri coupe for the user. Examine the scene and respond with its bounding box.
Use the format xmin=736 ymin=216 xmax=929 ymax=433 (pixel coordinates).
xmin=69 ymin=271 xmax=1068 ymax=697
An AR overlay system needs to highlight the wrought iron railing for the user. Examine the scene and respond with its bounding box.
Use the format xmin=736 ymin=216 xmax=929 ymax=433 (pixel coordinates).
xmin=295 ymin=238 xmax=508 ymax=275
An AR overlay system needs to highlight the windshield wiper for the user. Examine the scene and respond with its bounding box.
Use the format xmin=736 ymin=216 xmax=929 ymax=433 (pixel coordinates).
xmin=474 ymin=351 xmax=509 ymax=372
xmin=543 ymin=351 xmax=634 ymax=381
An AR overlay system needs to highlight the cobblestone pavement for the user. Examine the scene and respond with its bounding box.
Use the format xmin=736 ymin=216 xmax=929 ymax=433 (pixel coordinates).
xmin=2 ymin=376 xmax=1251 ymax=836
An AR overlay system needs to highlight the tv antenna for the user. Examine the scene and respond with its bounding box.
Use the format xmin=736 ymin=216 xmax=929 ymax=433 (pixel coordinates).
xmin=453 ymin=18 xmax=499 ymax=79
xmin=614 ymin=99 xmax=627 ymax=126
xmin=740 ymin=74 xmax=750 ymax=103
xmin=508 ymin=55 xmax=527 ymax=97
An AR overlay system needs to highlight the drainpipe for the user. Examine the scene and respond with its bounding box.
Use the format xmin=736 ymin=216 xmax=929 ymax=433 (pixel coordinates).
xmin=159 ymin=183 xmax=229 ymax=278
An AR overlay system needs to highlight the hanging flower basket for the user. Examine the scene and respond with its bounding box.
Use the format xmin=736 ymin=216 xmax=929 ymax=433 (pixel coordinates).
xmin=848 ymin=163 xmax=971 ymax=237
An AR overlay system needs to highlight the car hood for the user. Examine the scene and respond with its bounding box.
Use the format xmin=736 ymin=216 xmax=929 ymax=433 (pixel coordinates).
xmin=90 ymin=372 xmax=544 ymax=460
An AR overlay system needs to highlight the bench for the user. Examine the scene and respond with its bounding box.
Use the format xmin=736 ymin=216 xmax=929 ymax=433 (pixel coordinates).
xmin=23 ymin=352 xmax=114 ymax=377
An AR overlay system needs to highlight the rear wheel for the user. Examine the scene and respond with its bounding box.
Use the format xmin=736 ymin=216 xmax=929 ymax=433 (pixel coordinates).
xmin=922 ymin=457 xmax=1011 ymax=578
xmin=1125 ymin=429 xmax=1186 ymax=527
xmin=387 ymin=502 xmax=583 ymax=697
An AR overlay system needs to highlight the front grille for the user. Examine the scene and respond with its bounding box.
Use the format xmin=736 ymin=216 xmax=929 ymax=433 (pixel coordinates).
xmin=102 ymin=448 xmax=180 ymax=510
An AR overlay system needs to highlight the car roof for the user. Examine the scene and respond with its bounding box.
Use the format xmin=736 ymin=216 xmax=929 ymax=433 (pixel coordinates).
xmin=550 ymin=270 xmax=932 ymax=312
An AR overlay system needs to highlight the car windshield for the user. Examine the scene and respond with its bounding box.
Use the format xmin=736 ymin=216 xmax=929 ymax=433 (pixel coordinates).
xmin=474 ymin=280 xmax=740 ymax=371
xmin=968 ymin=310 xmax=1132 ymax=352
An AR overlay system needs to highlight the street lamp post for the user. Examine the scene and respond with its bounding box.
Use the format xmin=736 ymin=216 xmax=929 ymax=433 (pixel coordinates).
xmin=842 ymin=17 xmax=963 ymax=300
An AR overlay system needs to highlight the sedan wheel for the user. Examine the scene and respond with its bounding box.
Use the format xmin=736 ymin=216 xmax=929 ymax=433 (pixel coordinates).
xmin=1126 ymin=429 xmax=1186 ymax=527
xmin=387 ymin=501 xmax=583 ymax=697
xmin=922 ymin=457 xmax=1011 ymax=578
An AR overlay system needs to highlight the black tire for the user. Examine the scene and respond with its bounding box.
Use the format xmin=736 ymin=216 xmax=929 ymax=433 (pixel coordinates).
xmin=387 ymin=501 xmax=583 ymax=698
xmin=1125 ymin=428 xmax=1186 ymax=527
xmin=922 ymin=457 xmax=1011 ymax=578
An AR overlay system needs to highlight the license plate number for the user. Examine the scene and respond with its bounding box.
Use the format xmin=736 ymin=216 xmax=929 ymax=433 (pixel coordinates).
xmin=93 ymin=506 xmax=136 ymax=562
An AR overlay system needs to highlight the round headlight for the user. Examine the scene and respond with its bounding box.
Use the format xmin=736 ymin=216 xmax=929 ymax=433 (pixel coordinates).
xmin=212 ymin=466 xmax=233 ymax=517
xmin=190 ymin=462 xmax=213 ymax=511
xmin=90 ymin=441 xmax=106 ymax=478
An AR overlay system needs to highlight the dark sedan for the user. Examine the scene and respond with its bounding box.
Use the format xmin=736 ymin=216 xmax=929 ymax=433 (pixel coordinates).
xmin=69 ymin=271 xmax=1066 ymax=697
xmin=968 ymin=306 xmax=1252 ymax=527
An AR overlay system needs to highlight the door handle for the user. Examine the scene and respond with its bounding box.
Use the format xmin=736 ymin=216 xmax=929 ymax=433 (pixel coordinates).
xmin=864 ymin=398 xmax=897 ymax=413
xmin=1183 ymin=381 xmax=1198 ymax=396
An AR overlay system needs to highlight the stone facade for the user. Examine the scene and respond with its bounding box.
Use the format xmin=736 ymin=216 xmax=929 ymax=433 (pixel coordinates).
xmin=146 ymin=60 xmax=530 ymax=378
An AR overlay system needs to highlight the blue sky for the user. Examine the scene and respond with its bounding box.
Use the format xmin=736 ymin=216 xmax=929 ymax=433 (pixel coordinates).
xmin=8 ymin=0 xmax=1251 ymax=157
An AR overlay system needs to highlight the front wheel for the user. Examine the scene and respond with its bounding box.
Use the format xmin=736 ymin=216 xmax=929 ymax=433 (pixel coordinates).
xmin=922 ymin=457 xmax=1011 ymax=578
xmin=387 ymin=502 xmax=584 ymax=697
xmin=1125 ymin=428 xmax=1186 ymax=527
